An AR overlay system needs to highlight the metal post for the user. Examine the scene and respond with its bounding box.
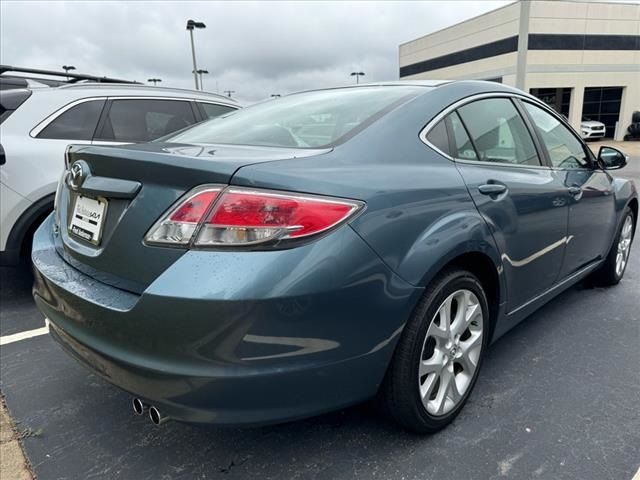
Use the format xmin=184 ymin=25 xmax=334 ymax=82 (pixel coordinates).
xmin=199 ymin=72 xmax=205 ymax=90
xmin=189 ymin=29 xmax=199 ymax=90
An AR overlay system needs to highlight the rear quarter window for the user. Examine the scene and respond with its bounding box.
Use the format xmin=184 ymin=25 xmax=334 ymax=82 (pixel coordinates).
xmin=198 ymin=103 xmax=236 ymax=119
xmin=37 ymin=99 xmax=106 ymax=140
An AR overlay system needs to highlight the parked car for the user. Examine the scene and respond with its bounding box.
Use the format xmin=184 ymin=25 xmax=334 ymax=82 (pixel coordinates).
xmin=580 ymin=116 xmax=606 ymax=139
xmin=31 ymin=81 xmax=637 ymax=433
xmin=0 ymin=74 xmax=239 ymax=265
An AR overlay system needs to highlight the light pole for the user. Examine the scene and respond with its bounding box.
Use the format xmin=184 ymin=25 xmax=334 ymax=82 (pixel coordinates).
xmin=224 ymin=90 xmax=235 ymax=98
xmin=350 ymin=71 xmax=365 ymax=84
xmin=62 ymin=65 xmax=75 ymax=80
xmin=147 ymin=78 xmax=162 ymax=86
xmin=194 ymin=69 xmax=209 ymax=90
xmin=186 ymin=19 xmax=206 ymax=90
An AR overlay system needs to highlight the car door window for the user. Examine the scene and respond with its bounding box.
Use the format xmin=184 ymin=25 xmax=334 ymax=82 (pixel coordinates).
xmin=448 ymin=112 xmax=478 ymax=160
xmin=97 ymin=99 xmax=197 ymax=142
xmin=457 ymin=98 xmax=541 ymax=166
xmin=198 ymin=103 xmax=236 ymax=119
xmin=523 ymin=102 xmax=590 ymax=169
xmin=37 ymin=99 xmax=105 ymax=140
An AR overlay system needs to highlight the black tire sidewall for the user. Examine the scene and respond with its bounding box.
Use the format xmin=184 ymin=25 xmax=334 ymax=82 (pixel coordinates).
xmin=405 ymin=270 xmax=490 ymax=431
xmin=604 ymin=208 xmax=635 ymax=284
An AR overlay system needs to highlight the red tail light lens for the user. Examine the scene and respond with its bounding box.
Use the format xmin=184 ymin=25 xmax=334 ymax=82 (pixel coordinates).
xmin=145 ymin=187 xmax=222 ymax=245
xmin=145 ymin=186 xmax=363 ymax=248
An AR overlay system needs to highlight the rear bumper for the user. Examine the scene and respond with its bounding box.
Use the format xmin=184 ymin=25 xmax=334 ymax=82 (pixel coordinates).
xmin=32 ymin=214 xmax=421 ymax=425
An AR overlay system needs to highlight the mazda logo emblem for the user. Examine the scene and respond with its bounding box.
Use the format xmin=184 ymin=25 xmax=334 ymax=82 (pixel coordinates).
xmin=67 ymin=161 xmax=85 ymax=190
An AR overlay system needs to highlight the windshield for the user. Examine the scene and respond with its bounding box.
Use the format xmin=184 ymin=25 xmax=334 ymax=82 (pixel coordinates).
xmin=165 ymin=86 xmax=425 ymax=148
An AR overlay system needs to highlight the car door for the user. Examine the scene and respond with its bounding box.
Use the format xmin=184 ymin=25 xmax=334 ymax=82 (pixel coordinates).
xmin=444 ymin=97 xmax=570 ymax=312
xmin=521 ymin=101 xmax=616 ymax=279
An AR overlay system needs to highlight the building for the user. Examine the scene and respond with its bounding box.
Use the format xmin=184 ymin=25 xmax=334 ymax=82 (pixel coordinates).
xmin=399 ymin=0 xmax=640 ymax=140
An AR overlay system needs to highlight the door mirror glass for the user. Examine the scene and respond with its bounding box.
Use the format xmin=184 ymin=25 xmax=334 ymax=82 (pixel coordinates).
xmin=598 ymin=146 xmax=627 ymax=170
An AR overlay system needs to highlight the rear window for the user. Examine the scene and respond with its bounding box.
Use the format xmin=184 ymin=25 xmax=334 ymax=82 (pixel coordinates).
xmin=167 ymin=86 xmax=425 ymax=148
xmin=0 ymin=89 xmax=32 ymax=124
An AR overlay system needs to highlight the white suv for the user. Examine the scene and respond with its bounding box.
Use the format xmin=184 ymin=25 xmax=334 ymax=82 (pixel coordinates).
xmin=580 ymin=116 xmax=606 ymax=139
xmin=0 ymin=81 xmax=238 ymax=265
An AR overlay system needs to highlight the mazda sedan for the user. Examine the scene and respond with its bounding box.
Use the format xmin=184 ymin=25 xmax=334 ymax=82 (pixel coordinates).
xmin=32 ymin=81 xmax=637 ymax=433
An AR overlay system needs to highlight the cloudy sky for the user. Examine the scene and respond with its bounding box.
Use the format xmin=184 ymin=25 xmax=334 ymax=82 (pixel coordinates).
xmin=1 ymin=1 xmax=513 ymax=103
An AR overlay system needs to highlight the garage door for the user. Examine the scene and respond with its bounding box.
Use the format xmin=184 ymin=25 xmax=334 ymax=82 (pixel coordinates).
xmin=582 ymin=87 xmax=623 ymax=138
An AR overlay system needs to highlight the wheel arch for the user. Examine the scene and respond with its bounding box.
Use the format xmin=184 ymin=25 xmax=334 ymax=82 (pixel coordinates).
xmin=627 ymin=197 xmax=638 ymax=237
xmin=4 ymin=193 xmax=54 ymax=264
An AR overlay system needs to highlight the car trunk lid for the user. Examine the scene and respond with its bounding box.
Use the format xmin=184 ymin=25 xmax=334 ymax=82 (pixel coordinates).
xmin=56 ymin=142 xmax=328 ymax=293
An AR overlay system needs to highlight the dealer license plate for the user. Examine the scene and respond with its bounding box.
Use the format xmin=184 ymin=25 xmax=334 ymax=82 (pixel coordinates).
xmin=69 ymin=195 xmax=108 ymax=245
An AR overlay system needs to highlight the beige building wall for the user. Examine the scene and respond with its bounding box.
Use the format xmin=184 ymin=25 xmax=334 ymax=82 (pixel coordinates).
xmin=399 ymin=0 xmax=640 ymax=140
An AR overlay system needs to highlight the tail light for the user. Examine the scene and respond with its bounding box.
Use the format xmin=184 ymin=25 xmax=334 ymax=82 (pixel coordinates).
xmin=145 ymin=185 xmax=363 ymax=248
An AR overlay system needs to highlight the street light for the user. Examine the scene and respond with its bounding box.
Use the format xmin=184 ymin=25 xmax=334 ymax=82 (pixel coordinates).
xmin=147 ymin=78 xmax=162 ymax=86
xmin=62 ymin=65 xmax=75 ymax=80
xmin=193 ymin=69 xmax=209 ymax=90
xmin=224 ymin=90 xmax=235 ymax=98
xmin=186 ymin=19 xmax=206 ymax=90
xmin=350 ymin=71 xmax=365 ymax=84
xmin=270 ymin=94 xmax=281 ymax=98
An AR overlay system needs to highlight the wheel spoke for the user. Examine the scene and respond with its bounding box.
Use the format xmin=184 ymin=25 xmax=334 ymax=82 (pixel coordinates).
xmin=433 ymin=369 xmax=452 ymax=414
xmin=438 ymin=296 xmax=453 ymax=336
xmin=448 ymin=375 xmax=462 ymax=403
xmin=419 ymin=355 xmax=442 ymax=378
xmin=420 ymin=372 xmax=439 ymax=403
xmin=457 ymin=348 xmax=477 ymax=374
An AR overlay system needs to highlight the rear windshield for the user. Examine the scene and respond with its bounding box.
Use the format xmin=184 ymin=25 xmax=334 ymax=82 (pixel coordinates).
xmin=165 ymin=86 xmax=425 ymax=148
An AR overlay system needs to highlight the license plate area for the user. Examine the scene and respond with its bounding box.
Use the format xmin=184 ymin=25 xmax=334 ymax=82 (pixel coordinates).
xmin=68 ymin=194 xmax=108 ymax=246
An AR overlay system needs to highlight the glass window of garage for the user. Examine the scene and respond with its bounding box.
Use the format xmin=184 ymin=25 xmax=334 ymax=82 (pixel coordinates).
xmin=97 ymin=99 xmax=197 ymax=142
xmin=457 ymin=98 xmax=540 ymax=166
xmin=37 ymin=99 xmax=106 ymax=140
xmin=198 ymin=102 xmax=236 ymax=120
xmin=523 ymin=102 xmax=590 ymax=169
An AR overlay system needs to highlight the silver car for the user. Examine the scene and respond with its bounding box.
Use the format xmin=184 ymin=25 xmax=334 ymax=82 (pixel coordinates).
xmin=0 ymin=81 xmax=238 ymax=264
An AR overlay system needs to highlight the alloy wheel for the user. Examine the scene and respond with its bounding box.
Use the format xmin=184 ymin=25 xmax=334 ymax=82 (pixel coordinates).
xmin=615 ymin=215 xmax=633 ymax=277
xmin=418 ymin=289 xmax=483 ymax=416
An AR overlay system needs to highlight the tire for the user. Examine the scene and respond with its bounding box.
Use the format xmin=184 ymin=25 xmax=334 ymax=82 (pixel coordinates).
xmin=591 ymin=207 xmax=635 ymax=286
xmin=381 ymin=268 xmax=490 ymax=433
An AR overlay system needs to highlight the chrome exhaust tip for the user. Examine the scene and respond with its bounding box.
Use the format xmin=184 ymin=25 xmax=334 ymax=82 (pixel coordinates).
xmin=149 ymin=406 xmax=169 ymax=426
xmin=132 ymin=398 xmax=148 ymax=416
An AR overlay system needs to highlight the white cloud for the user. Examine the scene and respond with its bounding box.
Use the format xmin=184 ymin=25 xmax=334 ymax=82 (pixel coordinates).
xmin=1 ymin=0 xmax=513 ymax=103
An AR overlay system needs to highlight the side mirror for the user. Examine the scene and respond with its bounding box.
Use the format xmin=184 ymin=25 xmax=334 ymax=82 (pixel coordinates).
xmin=598 ymin=146 xmax=627 ymax=170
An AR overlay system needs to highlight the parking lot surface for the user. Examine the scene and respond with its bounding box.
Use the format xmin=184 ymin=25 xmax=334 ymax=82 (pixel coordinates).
xmin=1 ymin=146 xmax=639 ymax=480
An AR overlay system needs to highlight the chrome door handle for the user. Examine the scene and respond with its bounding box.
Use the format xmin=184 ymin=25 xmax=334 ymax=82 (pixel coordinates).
xmin=478 ymin=184 xmax=507 ymax=195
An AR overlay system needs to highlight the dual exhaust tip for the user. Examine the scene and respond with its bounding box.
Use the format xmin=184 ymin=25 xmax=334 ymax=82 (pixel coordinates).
xmin=132 ymin=398 xmax=168 ymax=426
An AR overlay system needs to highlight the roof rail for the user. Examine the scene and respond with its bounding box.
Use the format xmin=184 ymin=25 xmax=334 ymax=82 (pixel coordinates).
xmin=57 ymin=82 xmax=240 ymax=103
xmin=0 ymin=65 xmax=140 ymax=84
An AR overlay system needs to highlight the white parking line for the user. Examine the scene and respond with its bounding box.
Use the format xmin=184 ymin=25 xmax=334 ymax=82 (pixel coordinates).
xmin=0 ymin=319 xmax=50 ymax=346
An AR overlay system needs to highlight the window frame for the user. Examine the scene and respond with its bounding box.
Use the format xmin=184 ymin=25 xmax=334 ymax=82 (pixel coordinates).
xmin=516 ymin=98 xmax=596 ymax=171
xmin=419 ymin=92 xmax=562 ymax=171
xmin=30 ymin=95 xmax=238 ymax=142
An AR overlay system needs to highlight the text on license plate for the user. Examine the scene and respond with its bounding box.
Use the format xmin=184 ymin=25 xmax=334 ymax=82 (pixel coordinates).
xmin=69 ymin=195 xmax=108 ymax=245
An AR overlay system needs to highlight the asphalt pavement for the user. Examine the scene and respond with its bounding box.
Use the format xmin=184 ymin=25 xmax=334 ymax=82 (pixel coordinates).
xmin=1 ymin=147 xmax=639 ymax=480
